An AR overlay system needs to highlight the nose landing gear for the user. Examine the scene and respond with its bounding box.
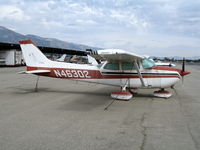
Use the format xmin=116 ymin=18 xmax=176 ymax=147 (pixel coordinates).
xmin=153 ymin=88 xmax=172 ymax=98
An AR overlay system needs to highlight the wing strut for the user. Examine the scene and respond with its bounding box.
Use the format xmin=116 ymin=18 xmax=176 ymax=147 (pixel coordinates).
xmin=134 ymin=60 xmax=145 ymax=87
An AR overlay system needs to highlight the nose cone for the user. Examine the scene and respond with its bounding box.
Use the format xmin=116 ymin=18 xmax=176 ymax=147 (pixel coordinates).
xmin=180 ymin=71 xmax=191 ymax=76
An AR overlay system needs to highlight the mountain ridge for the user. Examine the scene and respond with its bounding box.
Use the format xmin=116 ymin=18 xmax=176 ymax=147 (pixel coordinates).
xmin=151 ymin=56 xmax=200 ymax=60
xmin=0 ymin=26 xmax=99 ymax=50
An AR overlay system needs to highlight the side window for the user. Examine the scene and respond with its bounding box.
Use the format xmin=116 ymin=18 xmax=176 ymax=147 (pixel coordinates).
xmin=121 ymin=62 xmax=135 ymax=70
xmin=104 ymin=62 xmax=119 ymax=70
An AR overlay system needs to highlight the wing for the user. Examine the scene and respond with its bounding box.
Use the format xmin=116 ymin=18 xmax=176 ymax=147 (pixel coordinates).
xmin=18 ymin=70 xmax=51 ymax=74
xmin=91 ymin=49 xmax=144 ymax=62
xmin=91 ymin=49 xmax=146 ymax=87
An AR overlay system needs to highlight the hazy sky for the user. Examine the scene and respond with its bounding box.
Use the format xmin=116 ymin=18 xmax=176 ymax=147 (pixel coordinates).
xmin=0 ymin=0 xmax=200 ymax=57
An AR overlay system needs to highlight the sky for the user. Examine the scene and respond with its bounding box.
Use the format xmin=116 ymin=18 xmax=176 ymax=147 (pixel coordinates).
xmin=0 ymin=0 xmax=200 ymax=57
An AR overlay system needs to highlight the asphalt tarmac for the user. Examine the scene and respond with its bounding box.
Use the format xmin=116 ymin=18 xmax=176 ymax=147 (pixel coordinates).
xmin=0 ymin=65 xmax=200 ymax=150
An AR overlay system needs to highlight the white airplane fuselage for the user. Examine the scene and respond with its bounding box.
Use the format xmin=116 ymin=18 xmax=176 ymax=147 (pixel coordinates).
xmin=26 ymin=60 xmax=180 ymax=89
xmin=19 ymin=40 xmax=190 ymax=92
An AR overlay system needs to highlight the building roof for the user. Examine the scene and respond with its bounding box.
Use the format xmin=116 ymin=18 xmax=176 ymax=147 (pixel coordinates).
xmin=0 ymin=42 xmax=87 ymax=56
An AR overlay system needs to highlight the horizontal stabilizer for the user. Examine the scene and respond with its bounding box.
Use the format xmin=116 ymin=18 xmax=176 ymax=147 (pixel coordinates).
xmin=18 ymin=70 xmax=51 ymax=74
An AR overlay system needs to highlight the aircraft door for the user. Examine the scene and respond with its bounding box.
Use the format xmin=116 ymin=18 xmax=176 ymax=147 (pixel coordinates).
xmin=99 ymin=62 xmax=122 ymax=86
xmin=121 ymin=62 xmax=148 ymax=88
xmin=141 ymin=59 xmax=161 ymax=88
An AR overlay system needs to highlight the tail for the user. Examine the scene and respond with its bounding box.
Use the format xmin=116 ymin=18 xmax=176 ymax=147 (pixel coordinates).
xmin=19 ymin=40 xmax=51 ymax=67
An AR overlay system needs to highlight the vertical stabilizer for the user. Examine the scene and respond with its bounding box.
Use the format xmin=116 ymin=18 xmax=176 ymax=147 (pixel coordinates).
xmin=19 ymin=40 xmax=51 ymax=67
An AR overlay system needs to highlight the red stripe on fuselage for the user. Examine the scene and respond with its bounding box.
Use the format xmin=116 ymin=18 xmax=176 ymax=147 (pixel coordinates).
xmin=153 ymin=66 xmax=190 ymax=77
xmin=153 ymin=66 xmax=181 ymax=72
xmin=27 ymin=66 xmax=180 ymax=79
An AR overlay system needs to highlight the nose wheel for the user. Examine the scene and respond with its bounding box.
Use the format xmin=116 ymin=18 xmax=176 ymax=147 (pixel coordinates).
xmin=153 ymin=89 xmax=172 ymax=98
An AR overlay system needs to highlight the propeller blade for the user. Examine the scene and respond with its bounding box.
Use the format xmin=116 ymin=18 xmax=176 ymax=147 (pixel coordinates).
xmin=182 ymin=57 xmax=185 ymax=72
xmin=182 ymin=76 xmax=184 ymax=84
xmin=173 ymin=88 xmax=178 ymax=95
xmin=171 ymin=85 xmax=178 ymax=95
xmin=181 ymin=57 xmax=185 ymax=84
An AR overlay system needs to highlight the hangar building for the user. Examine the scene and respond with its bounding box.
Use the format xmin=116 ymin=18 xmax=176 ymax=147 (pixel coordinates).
xmin=0 ymin=42 xmax=88 ymax=66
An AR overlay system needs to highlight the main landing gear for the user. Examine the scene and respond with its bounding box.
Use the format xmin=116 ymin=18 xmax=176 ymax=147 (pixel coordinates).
xmin=111 ymin=91 xmax=132 ymax=101
xmin=153 ymin=88 xmax=172 ymax=98
xmin=110 ymin=84 xmax=134 ymax=101
xmin=105 ymin=86 xmax=133 ymax=110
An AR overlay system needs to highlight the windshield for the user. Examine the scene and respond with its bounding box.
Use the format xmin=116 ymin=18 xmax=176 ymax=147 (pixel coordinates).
xmin=141 ymin=58 xmax=155 ymax=69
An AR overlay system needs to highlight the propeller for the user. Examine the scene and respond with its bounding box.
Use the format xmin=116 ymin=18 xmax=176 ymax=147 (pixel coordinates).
xmin=181 ymin=57 xmax=185 ymax=83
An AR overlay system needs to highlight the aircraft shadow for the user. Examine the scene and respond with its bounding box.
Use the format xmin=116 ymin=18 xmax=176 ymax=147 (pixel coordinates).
xmin=13 ymin=86 xmax=160 ymax=99
xmin=13 ymin=86 xmax=111 ymax=111
xmin=13 ymin=86 xmax=110 ymax=96
xmin=13 ymin=86 xmax=165 ymax=111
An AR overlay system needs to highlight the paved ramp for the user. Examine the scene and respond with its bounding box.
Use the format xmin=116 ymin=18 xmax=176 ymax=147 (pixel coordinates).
xmin=0 ymin=66 xmax=199 ymax=150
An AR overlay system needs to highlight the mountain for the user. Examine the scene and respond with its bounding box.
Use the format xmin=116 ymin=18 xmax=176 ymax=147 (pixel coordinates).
xmin=0 ymin=26 xmax=27 ymax=42
xmin=0 ymin=26 xmax=98 ymax=50
xmin=186 ymin=56 xmax=200 ymax=60
xmin=151 ymin=56 xmax=200 ymax=61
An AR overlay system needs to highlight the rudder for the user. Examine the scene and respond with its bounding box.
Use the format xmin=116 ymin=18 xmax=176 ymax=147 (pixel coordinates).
xmin=19 ymin=40 xmax=50 ymax=67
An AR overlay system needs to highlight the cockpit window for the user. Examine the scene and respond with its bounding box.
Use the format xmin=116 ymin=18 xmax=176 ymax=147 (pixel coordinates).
xmin=121 ymin=62 xmax=135 ymax=70
xmin=141 ymin=58 xmax=155 ymax=69
xmin=104 ymin=62 xmax=119 ymax=70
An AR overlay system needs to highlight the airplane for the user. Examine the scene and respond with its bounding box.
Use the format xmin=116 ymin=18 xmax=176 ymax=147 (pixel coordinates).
xmin=144 ymin=56 xmax=176 ymax=67
xmin=87 ymin=54 xmax=98 ymax=65
xmin=56 ymin=54 xmax=66 ymax=62
xmin=57 ymin=54 xmax=88 ymax=64
xmin=154 ymin=61 xmax=176 ymax=67
xmin=19 ymin=40 xmax=190 ymax=100
xmin=149 ymin=59 xmax=176 ymax=67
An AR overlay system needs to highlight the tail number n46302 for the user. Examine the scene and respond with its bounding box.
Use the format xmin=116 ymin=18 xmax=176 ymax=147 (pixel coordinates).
xmin=53 ymin=70 xmax=91 ymax=78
